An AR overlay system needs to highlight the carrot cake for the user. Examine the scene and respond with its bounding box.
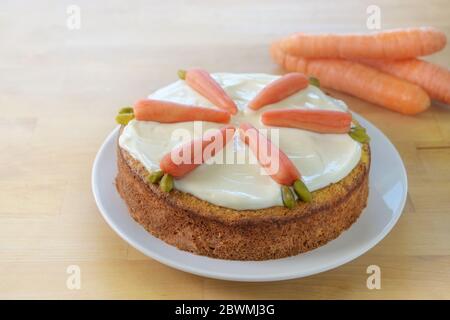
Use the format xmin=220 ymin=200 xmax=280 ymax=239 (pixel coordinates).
xmin=115 ymin=71 xmax=370 ymax=261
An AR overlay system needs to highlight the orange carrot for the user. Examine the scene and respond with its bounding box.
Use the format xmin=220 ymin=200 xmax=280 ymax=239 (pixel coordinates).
xmin=239 ymin=123 xmax=300 ymax=186
xmin=262 ymin=109 xmax=352 ymax=133
xmin=271 ymin=43 xmax=431 ymax=115
xmin=178 ymin=69 xmax=238 ymax=115
xmin=278 ymin=27 xmax=446 ymax=59
xmin=356 ymin=58 xmax=450 ymax=105
xmin=248 ymin=73 xmax=309 ymax=110
xmin=160 ymin=125 xmax=236 ymax=178
xmin=134 ymin=99 xmax=230 ymax=123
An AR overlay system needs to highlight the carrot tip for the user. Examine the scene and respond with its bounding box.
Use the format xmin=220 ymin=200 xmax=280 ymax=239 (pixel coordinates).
xmin=178 ymin=69 xmax=187 ymax=80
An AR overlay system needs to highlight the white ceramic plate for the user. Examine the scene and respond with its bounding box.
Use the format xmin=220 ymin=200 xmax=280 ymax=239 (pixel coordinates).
xmin=92 ymin=113 xmax=407 ymax=282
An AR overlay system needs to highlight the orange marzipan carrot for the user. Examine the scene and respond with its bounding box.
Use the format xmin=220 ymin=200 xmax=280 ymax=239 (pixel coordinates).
xmin=134 ymin=99 xmax=230 ymax=123
xmin=278 ymin=27 xmax=447 ymax=60
xmin=239 ymin=123 xmax=300 ymax=186
xmin=248 ymin=72 xmax=309 ymax=110
xmin=356 ymin=58 xmax=450 ymax=105
xmin=271 ymin=43 xmax=431 ymax=115
xmin=178 ymin=69 xmax=238 ymax=115
xmin=160 ymin=125 xmax=236 ymax=179
xmin=261 ymin=109 xmax=352 ymax=133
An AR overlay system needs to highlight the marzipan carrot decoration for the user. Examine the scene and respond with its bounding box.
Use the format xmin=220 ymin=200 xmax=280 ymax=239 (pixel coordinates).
xmin=271 ymin=43 xmax=431 ymax=115
xmin=160 ymin=125 xmax=236 ymax=179
xmin=239 ymin=123 xmax=311 ymax=207
xmin=356 ymin=58 xmax=450 ymax=105
xmin=248 ymin=73 xmax=309 ymax=110
xmin=134 ymin=99 xmax=230 ymax=123
xmin=239 ymin=123 xmax=300 ymax=186
xmin=261 ymin=109 xmax=352 ymax=133
xmin=278 ymin=27 xmax=447 ymax=59
xmin=178 ymin=69 xmax=238 ymax=115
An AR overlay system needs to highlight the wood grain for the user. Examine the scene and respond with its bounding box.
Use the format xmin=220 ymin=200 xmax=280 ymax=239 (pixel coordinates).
xmin=0 ymin=0 xmax=449 ymax=299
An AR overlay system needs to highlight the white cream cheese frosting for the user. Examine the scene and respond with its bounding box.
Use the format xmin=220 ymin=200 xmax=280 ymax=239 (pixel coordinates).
xmin=119 ymin=73 xmax=361 ymax=210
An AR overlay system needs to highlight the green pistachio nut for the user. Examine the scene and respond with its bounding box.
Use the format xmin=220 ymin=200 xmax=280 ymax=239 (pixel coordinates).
xmin=293 ymin=179 xmax=312 ymax=202
xmin=177 ymin=69 xmax=187 ymax=80
xmin=281 ymin=186 xmax=296 ymax=209
xmin=147 ymin=170 xmax=164 ymax=184
xmin=309 ymin=77 xmax=320 ymax=87
xmin=118 ymin=107 xmax=134 ymax=114
xmin=160 ymin=173 xmax=174 ymax=192
xmin=349 ymin=126 xmax=370 ymax=143
xmin=115 ymin=113 xmax=135 ymax=125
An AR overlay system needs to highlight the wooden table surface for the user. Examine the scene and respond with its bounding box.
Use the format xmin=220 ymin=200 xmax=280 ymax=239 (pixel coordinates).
xmin=1 ymin=0 xmax=449 ymax=299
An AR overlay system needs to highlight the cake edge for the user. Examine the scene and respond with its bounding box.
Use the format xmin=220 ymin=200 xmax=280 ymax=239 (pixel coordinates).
xmin=115 ymin=130 xmax=370 ymax=260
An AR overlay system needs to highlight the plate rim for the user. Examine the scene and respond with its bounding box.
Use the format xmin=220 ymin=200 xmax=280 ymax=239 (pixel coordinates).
xmin=91 ymin=113 xmax=408 ymax=282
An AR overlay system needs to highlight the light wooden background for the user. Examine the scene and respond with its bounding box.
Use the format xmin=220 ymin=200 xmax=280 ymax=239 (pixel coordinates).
xmin=1 ymin=0 xmax=449 ymax=299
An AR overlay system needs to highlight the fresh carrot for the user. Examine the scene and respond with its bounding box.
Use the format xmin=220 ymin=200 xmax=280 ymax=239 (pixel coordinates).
xmin=239 ymin=123 xmax=300 ymax=186
xmin=356 ymin=58 xmax=450 ymax=105
xmin=134 ymin=99 xmax=230 ymax=123
xmin=178 ymin=69 xmax=238 ymax=115
xmin=271 ymin=43 xmax=431 ymax=115
xmin=261 ymin=109 xmax=352 ymax=133
xmin=248 ymin=73 xmax=309 ymax=110
xmin=278 ymin=27 xmax=446 ymax=59
xmin=160 ymin=125 xmax=235 ymax=178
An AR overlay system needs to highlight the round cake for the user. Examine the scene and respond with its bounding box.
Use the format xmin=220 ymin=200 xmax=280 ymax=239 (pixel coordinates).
xmin=116 ymin=72 xmax=370 ymax=261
